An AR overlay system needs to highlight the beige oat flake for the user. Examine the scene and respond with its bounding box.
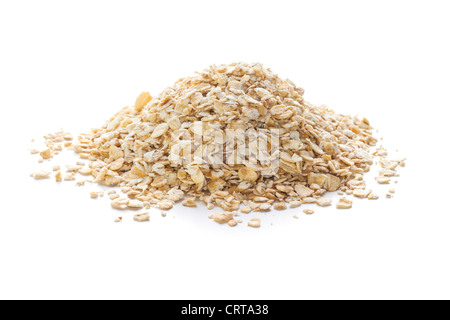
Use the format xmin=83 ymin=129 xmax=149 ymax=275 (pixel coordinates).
xmin=40 ymin=149 xmax=53 ymax=160
xmin=32 ymin=170 xmax=51 ymax=179
xmin=248 ymin=218 xmax=261 ymax=228
xmin=212 ymin=212 xmax=235 ymax=224
xmin=316 ymin=198 xmax=332 ymax=207
xmin=133 ymin=212 xmax=150 ymax=222
xmin=157 ymin=200 xmax=174 ymax=210
xmin=337 ymin=198 xmax=353 ymax=209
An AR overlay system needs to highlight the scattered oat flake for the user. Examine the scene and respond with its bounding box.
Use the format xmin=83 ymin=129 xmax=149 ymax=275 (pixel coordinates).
xmin=64 ymin=173 xmax=76 ymax=181
xmin=368 ymin=193 xmax=379 ymax=200
xmin=337 ymin=198 xmax=353 ymax=209
xmin=90 ymin=192 xmax=99 ymax=199
xmin=212 ymin=212 xmax=235 ymax=224
xmin=111 ymin=198 xmax=128 ymax=210
xmin=303 ymin=209 xmax=315 ymax=215
xmin=55 ymin=171 xmax=62 ymax=182
xmin=376 ymin=177 xmax=391 ymax=184
xmin=353 ymin=189 xmax=371 ymax=198
xmin=109 ymin=193 xmax=120 ymax=200
xmin=133 ymin=212 xmax=150 ymax=222
xmin=78 ymin=167 xmax=92 ymax=175
xmin=32 ymin=170 xmax=51 ymax=179
xmin=40 ymin=149 xmax=53 ymax=160
xmin=248 ymin=218 xmax=261 ymax=228
xmin=228 ymin=219 xmax=238 ymax=227
xmin=66 ymin=165 xmax=81 ymax=173
xmin=316 ymin=198 xmax=332 ymax=207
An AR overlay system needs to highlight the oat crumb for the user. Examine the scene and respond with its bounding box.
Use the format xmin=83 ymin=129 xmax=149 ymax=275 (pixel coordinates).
xmin=133 ymin=212 xmax=150 ymax=222
xmin=212 ymin=212 xmax=235 ymax=224
xmin=32 ymin=170 xmax=51 ymax=179
xmin=40 ymin=149 xmax=53 ymax=160
xmin=63 ymin=172 xmax=76 ymax=181
xmin=368 ymin=193 xmax=379 ymax=200
xmin=353 ymin=189 xmax=371 ymax=198
xmin=228 ymin=219 xmax=238 ymax=227
xmin=336 ymin=198 xmax=353 ymax=209
xmin=316 ymin=198 xmax=332 ymax=207
xmin=90 ymin=192 xmax=98 ymax=199
xmin=376 ymin=176 xmax=391 ymax=184
xmin=248 ymin=218 xmax=261 ymax=228
xmin=55 ymin=171 xmax=62 ymax=182
xmin=109 ymin=193 xmax=120 ymax=200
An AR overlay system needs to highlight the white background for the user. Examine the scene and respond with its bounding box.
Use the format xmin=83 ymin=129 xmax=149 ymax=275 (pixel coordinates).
xmin=0 ymin=0 xmax=449 ymax=300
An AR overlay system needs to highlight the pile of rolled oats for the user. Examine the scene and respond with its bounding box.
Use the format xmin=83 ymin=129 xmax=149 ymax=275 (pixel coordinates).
xmin=30 ymin=62 xmax=405 ymax=226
